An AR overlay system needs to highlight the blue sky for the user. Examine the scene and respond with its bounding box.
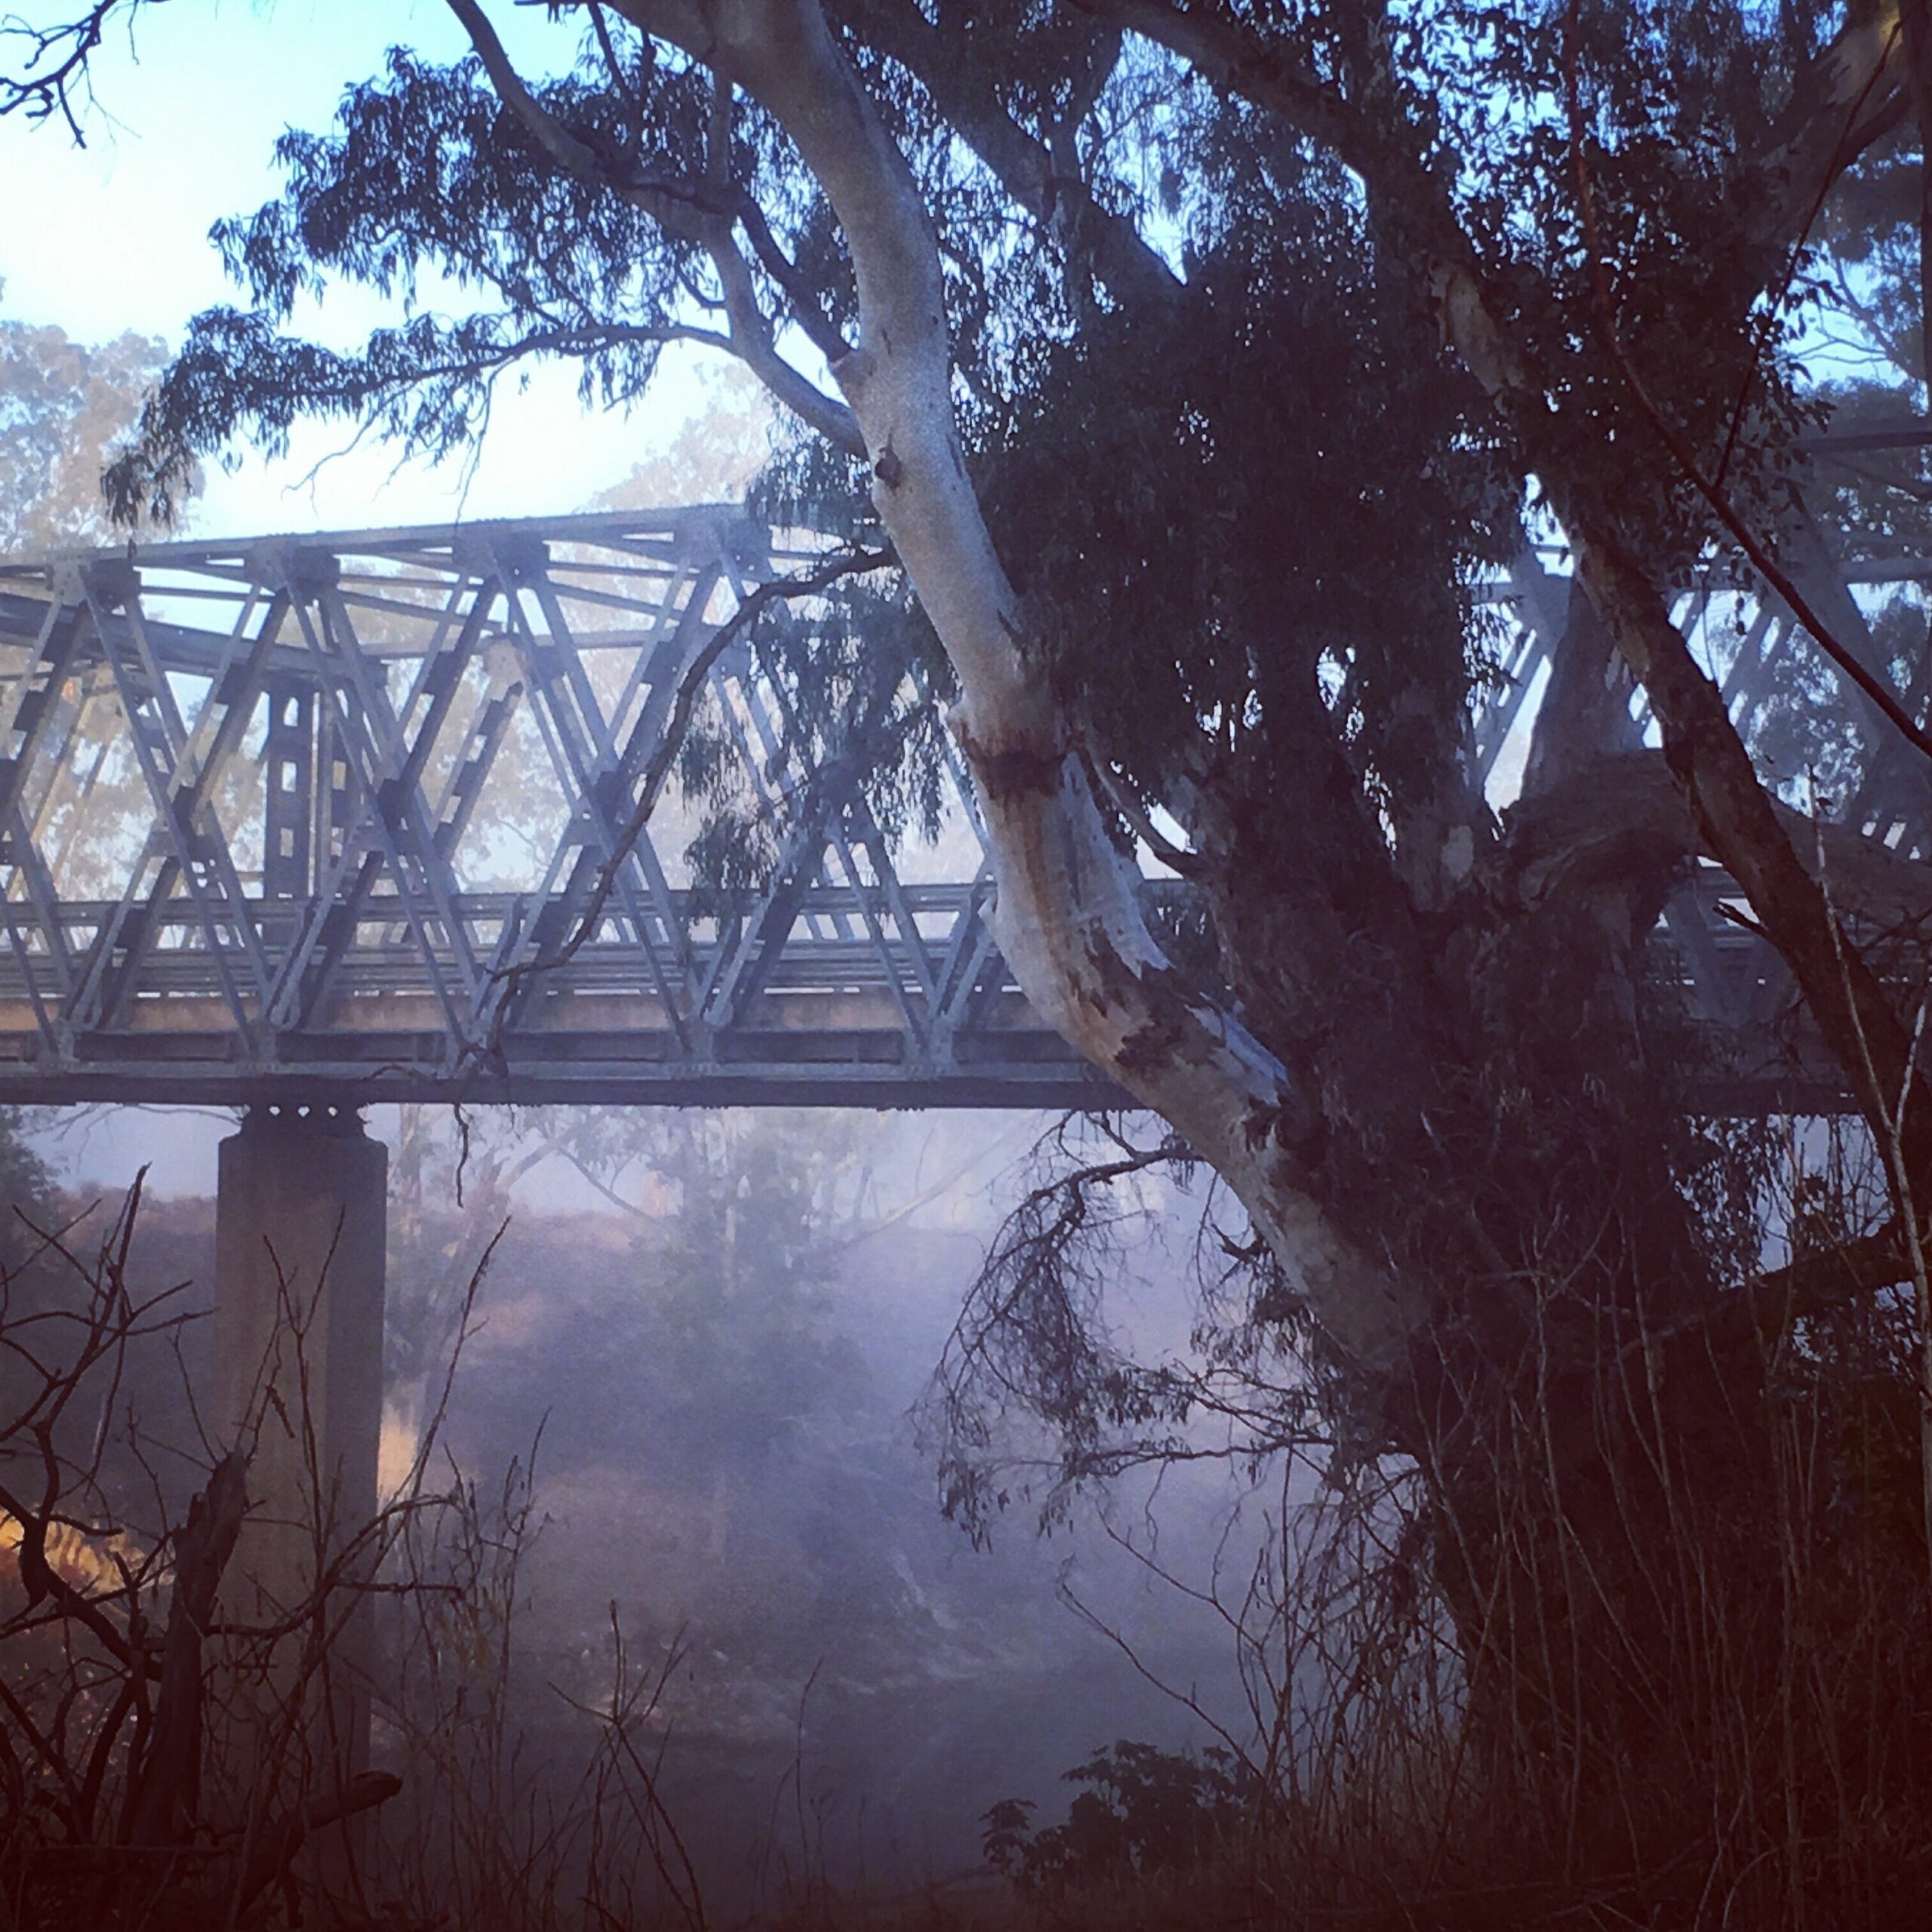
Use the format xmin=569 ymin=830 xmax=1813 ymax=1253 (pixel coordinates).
xmin=0 ymin=0 xmax=718 ymax=534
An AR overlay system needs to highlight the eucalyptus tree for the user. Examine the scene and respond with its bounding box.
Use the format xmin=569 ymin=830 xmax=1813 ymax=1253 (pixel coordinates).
xmin=11 ymin=0 xmax=1932 ymax=1902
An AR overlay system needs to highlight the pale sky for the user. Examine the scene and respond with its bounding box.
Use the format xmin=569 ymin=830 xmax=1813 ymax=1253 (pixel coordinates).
xmin=0 ymin=0 xmax=720 ymax=535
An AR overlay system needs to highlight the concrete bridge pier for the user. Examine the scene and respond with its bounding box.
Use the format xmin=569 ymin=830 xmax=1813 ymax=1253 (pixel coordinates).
xmin=212 ymin=1101 xmax=386 ymax=1812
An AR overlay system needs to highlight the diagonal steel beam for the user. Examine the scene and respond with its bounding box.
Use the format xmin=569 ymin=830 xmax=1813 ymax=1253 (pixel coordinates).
xmin=85 ymin=588 xmax=297 ymax=1032
xmin=483 ymin=541 xmax=702 ymax=1047
xmin=266 ymin=562 xmax=495 ymax=1039
xmin=71 ymin=563 xmax=267 ymax=1042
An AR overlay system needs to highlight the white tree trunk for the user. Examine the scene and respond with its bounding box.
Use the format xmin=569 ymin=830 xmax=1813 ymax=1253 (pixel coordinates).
xmin=615 ymin=0 xmax=1427 ymax=1370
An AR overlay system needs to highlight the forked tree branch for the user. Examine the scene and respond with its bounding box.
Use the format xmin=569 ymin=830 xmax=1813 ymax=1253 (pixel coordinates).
xmin=445 ymin=0 xmax=863 ymax=452
xmin=838 ymin=0 xmax=1182 ymax=314
xmin=0 ymin=0 xmax=159 ymax=137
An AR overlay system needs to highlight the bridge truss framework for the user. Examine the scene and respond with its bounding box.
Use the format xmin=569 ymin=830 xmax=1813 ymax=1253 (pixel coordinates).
xmin=0 ymin=495 xmax=1924 ymax=1112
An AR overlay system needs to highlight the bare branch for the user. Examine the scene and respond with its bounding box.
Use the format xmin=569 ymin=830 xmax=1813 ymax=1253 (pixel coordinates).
xmin=0 ymin=0 xmax=158 ymax=137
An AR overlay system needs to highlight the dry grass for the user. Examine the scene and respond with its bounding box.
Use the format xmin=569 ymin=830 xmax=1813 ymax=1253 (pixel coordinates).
xmin=10 ymin=1145 xmax=1932 ymax=1930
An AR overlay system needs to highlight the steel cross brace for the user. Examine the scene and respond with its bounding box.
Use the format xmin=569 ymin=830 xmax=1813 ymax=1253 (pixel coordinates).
xmin=481 ymin=535 xmax=706 ymax=1053
xmin=0 ymin=499 xmax=1921 ymax=1111
xmin=69 ymin=561 xmax=272 ymax=1042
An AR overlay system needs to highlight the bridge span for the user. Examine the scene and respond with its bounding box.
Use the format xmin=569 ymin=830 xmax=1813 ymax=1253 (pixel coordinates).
xmin=0 ymin=503 xmax=1922 ymax=1113
xmin=0 ymin=508 xmax=1107 ymax=1109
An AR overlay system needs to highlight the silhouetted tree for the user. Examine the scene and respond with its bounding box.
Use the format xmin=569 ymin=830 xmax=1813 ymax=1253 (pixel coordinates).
xmin=10 ymin=2 xmax=1932 ymax=1913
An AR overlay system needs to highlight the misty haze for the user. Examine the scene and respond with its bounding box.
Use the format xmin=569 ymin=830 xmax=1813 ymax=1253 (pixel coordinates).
xmin=6 ymin=5 xmax=1932 ymax=1930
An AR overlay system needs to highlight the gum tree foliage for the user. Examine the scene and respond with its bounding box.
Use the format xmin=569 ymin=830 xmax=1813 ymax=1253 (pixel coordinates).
xmin=531 ymin=1109 xmax=869 ymax=1474
xmin=0 ymin=1117 xmax=51 ymax=1270
xmin=0 ymin=296 xmax=185 ymax=1230
xmin=0 ymin=294 xmax=177 ymax=550
xmin=11 ymin=0 xmax=1932 ymax=1884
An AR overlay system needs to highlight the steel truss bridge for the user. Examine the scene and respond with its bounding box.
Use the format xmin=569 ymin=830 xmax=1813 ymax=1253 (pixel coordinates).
xmin=0 ymin=500 xmax=1924 ymax=1111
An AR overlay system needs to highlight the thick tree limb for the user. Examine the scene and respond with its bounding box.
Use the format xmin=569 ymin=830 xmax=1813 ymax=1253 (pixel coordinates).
xmin=1614 ymin=1226 xmax=1915 ymax=1367
xmin=1754 ymin=1226 xmax=1912 ymax=1328
xmin=1088 ymin=0 xmax=1909 ymax=285
xmin=835 ymin=0 xmax=1183 ymax=313
xmin=233 ymin=1770 xmax=403 ymax=1916
xmin=728 ymin=188 xmax=853 ymax=368
xmin=1519 ymin=591 xmax=1636 ymax=800
xmin=1501 ymin=749 xmax=1932 ymax=935
xmin=1577 ymin=540 xmax=1932 ymax=1167
xmin=1078 ymin=0 xmax=1477 ymax=274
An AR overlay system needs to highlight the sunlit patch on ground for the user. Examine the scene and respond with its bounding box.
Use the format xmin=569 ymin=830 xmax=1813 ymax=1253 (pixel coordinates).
xmin=0 ymin=1512 xmax=144 ymax=1594
xmin=377 ymin=1410 xmax=422 ymax=1502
